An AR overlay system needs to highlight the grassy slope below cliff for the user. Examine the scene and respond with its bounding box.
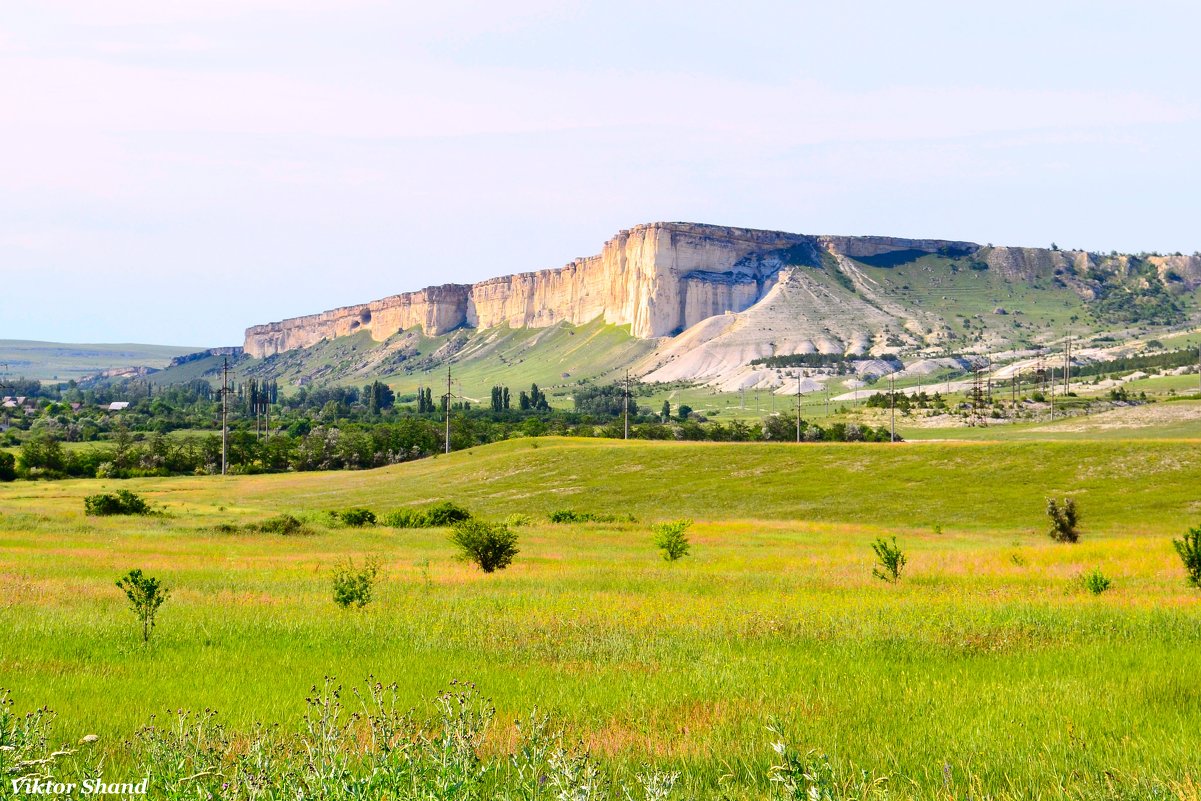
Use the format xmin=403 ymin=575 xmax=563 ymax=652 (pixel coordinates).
xmin=154 ymin=319 xmax=655 ymax=404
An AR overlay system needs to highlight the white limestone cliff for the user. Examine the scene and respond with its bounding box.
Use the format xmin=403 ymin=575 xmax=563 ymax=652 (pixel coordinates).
xmin=244 ymin=223 xmax=814 ymax=357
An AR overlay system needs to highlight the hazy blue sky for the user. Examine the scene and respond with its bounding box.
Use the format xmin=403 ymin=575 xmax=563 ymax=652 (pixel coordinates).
xmin=2 ymin=0 xmax=1199 ymax=346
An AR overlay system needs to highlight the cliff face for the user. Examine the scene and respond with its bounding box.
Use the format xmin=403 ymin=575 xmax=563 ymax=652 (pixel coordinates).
xmin=244 ymin=223 xmax=817 ymax=357
xmin=243 ymin=222 xmax=1201 ymax=359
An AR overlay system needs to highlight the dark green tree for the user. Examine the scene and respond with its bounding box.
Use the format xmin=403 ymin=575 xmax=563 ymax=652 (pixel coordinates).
xmin=366 ymin=381 xmax=395 ymax=414
xmin=0 ymin=451 xmax=15 ymax=482
xmin=19 ymin=433 xmax=66 ymax=474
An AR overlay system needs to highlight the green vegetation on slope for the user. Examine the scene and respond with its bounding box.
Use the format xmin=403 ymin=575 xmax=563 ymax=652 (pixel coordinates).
xmin=156 ymin=319 xmax=656 ymax=407
xmin=851 ymin=253 xmax=1087 ymax=347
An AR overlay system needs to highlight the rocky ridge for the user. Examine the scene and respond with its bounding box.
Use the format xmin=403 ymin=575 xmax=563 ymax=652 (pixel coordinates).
xmin=243 ymin=223 xmax=1201 ymax=391
xmin=244 ymin=223 xmax=994 ymax=357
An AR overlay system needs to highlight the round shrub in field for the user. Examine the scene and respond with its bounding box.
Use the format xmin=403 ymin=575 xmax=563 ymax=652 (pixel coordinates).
xmin=423 ymin=501 xmax=472 ymax=527
xmin=257 ymin=514 xmax=309 ymax=536
xmin=85 ymin=490 xmax=151 ymax=516
xmin=338 ymin=508 xmax=377 ymax=527
xmin=381 ymin=509 xmax=425 ymax=528
xmin=450 ymin=519 xmax=518 ymax=573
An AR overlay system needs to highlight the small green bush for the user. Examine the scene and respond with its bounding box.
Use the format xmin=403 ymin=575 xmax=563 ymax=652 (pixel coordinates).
xmin=1173 ymin=526 xmax=1201 ymax=588
xmin=331 ymin=557 xmax=381 ymax=608
xmin=1046 ymin=497 xmax=1080 ymax=543
xmin=85 ymin=490 xmax=151 ymax=516
xmin=0 ymin=451 xmax=15 ymax=482
xmin=381 ymin=509 xmax=426 ymax=528
xmin=652 ymin=519 xmax=692 ymax=562
xmin=548 ymin=509 xmax=633 ymax=524
xmin=116 ymin=569 xmax=170 ymax=643
xmin=1080 ymin=568 xmax=1112 ymax=595
xmin=504 ymin=513 xmax=532 ymax=527
xmin=257 ymin=514 xmax=309 ymax=536
xmin=338 ymin=508 xmax=377 ymax=527
xmin=423 ymin=501 xmax=472 ymax=527
xmin=871 ymin=537 xmax=907 ymax=583
xmin=450 ymin=519 xmax=518 ymax=573
xmin=382 ymin=502 xmax=471 ymax=528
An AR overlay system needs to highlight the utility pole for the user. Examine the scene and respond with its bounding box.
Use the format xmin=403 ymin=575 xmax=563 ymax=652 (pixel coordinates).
xmin=889 ymin=374 xmax=896 ymax=443
xmin=1064 ymin=337 xmax=1072 ymax=394
xmin=985 ymin=354 xmax=993 ymax=404
xmin=445 ymin=364 xmax=452 ymax=454
xmin=1049 ymin=366 xmax=1056 ymax=422
xmin=824 ymin=381 xmax=830 ymax=416
xmin=795 ymin=373 xmax=802 ymax=443
xmin=219 ymin=357 xmax=231 ymax=476
xmin=623 ymin=370 xmax=630 ymax=440
xmin=263 ymin=387 xmax=270 ymax=465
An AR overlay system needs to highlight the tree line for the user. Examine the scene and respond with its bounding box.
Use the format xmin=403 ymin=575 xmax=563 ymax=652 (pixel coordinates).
xmin=2 ymin=377 xmax=896 ymax=481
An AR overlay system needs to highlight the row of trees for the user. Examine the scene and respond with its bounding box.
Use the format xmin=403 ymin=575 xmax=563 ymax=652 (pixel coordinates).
xmin=7 ymin=409 xmax=896 ymax=480
xmin=489 ymin=383 xmax=551 ymax=412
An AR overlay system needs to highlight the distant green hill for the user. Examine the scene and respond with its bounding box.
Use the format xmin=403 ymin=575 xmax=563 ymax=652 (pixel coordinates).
xmin=0 ymin=340 xmax=201 ymax=382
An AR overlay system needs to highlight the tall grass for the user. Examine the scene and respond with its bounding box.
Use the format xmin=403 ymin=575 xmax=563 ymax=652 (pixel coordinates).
xmin=1 ymin=438 xmax=1200 ymax=796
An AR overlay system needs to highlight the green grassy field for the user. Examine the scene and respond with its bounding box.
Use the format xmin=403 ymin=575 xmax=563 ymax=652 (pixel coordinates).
xmin=2 ymin=438 xmax=1200 ymax=798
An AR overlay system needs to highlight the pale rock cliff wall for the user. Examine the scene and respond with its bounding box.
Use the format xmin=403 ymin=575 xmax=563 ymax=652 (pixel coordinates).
xmin=246 ymin=223 xmax=1196 ymax=359
xmin=245 ymin=223 xmax=815 ymax=357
